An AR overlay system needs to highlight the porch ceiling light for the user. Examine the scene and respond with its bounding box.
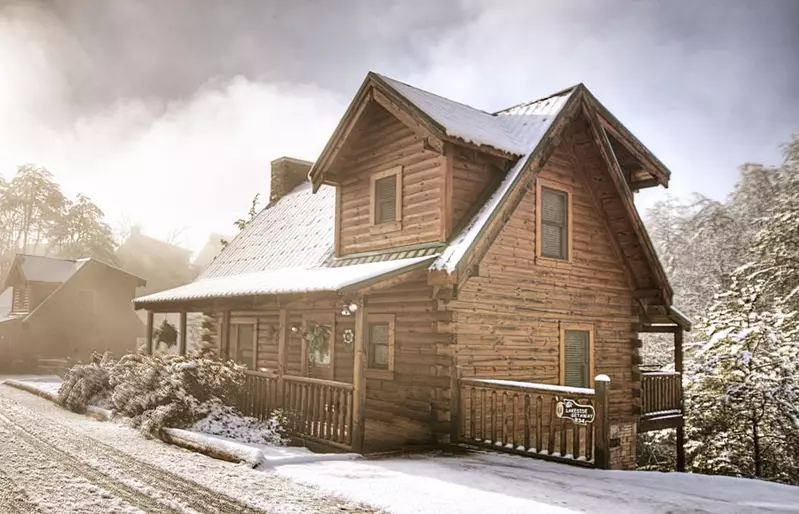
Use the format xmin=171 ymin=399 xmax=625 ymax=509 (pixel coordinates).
xmin=348 ymin=302 xmax=359 ymax=312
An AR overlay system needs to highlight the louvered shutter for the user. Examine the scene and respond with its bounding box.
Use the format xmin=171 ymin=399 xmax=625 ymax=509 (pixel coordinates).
xmin=540 ymin=187 xmax=568 ymax=259
xmin=375 ymin=176 xmax=397 ymax=223
xmin=563 ymin=330 xmax=590 ymax=388
xmin=12 ymin=286 xmax=31 ymax=314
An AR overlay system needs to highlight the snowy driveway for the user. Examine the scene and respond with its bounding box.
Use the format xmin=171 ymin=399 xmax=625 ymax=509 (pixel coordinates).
xmin=0 ymin=384 xmax=377 ymax=514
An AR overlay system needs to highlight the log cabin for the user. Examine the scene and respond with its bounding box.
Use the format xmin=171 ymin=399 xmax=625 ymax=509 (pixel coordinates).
xmin=134 ymin=72 xmax=691 ymax=470
xmin=0 ymin=254 xmax=147 ymax=370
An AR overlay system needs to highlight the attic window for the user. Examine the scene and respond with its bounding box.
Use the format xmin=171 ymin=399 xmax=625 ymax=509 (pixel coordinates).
xmin=536 ymin=180 xmax=572 ymax=261
xmin=560 ymin=325 xmax=594 ymax=388
xmin=370 ymin=166 xmax=402 ymax=226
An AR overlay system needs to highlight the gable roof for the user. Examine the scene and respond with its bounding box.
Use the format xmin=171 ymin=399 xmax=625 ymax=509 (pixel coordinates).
xmin=199 ymin=182 xmax=335 ymax=280
xmin=5 ymin=254 xmax=85 ymax=286
xmin=137 ymin=72 xmax=675 ymax=310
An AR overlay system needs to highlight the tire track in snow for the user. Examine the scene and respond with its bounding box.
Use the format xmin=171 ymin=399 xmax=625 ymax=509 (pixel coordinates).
xmin=0 ymin=396 xmax=266 ymax=513
xmin=0 ymin=413 xmax=178 ymax=514
xmin=0 ymin=467 xmax=41 ymax=514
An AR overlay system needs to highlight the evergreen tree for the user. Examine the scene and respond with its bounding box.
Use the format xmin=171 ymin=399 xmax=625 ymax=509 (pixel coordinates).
xmin=49 ymin=194 xmax=118 ymax=263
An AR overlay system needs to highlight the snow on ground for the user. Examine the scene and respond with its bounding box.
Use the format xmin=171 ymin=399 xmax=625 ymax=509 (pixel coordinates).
xmin=276 ymin=450 xmax=799 ymax=514
xmin=0 ymin=381 xmax=374 ymax=513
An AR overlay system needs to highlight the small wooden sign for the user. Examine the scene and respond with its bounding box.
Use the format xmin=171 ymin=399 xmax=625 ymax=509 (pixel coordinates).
xmin=556 ymin=399 xmax=595 ymax=425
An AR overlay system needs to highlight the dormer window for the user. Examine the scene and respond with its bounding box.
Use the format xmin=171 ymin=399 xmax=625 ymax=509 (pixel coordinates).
xmin=370 ymin=166 xmax=402 ymax=226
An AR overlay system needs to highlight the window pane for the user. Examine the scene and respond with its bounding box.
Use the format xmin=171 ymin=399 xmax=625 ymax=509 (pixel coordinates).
xmin=541 ymin=187 xmax=566 ymax=223
xmin=563 ymin=330 xmax=590 ymax=388
xmin=369 ymin=323 xmax=390 ymax=369
xmin=308 ymin=324 xmax=332 ymax=366
xmin=375 ymin=176 xmax=397 ymax=223
xmin=540 ymin=223 xmax=564 ymax=259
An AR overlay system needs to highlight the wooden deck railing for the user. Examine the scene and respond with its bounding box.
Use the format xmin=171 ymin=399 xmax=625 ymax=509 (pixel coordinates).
xmin=238 ymin=370 xmax=354 ymax=451
xmin=283 ymin=375 xmax=353 ymax=450
xmin=456 ymin=377 xmax=610 ymax=468
xmin=641 ymin=371 xmax=682 ymax=417
xmin=239 ymin=370 xmax=279 ymax=421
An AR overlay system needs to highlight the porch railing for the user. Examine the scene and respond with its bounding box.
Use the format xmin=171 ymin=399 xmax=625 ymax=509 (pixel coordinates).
xmin=239 ymin=370 xmax=280 ymax=421
xmin=641 ymin=371 xmax=683 ymax=419
xmin=455 ymin=376 xmax=610 ymax=468
xmin=237 ymin=370 xmax=354 ymax=451
xmin=283 ymin=375 xmax=353 ymax=450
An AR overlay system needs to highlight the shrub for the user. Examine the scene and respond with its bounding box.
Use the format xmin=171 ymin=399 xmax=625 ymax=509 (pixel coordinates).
xmin=192 ymin=400 xmax=289 ymax=446
xmin=56 ymin=352 xmax=115 ymax=412
xmin=109 ymin=354 xmax=247 ymax=437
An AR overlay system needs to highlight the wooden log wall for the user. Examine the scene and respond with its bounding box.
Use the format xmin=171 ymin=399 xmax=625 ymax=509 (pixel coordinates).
xmin=449 ymin=139 xmax=638 ymax=421
xmin=335 ymin=102 xmax=444 ymax=255
xmin=360 ymin=279 xmax=453 ymax=450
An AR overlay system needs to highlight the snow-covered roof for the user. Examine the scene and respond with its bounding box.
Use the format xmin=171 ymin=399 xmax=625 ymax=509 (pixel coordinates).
xmin=430 ymin=88 xmax=575 ymax=272
xmin=16 ymin=254 xmax=86 ymax=283
xmin=199 ymin=182 xmax=335 ymax=280
xmin=136 ymin=256 xmax=435 ymax=304
xmin=378 ymin=75 xmax=530 ymax=155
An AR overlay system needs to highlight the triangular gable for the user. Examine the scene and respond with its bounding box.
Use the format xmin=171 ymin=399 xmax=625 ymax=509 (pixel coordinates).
xmin=429 ymin=84 xmax=674 ymax=308
xmin=310 ymin=72 xmax=524 ymax=191
xmin=24 ymin=258 xmax=146 ymax=325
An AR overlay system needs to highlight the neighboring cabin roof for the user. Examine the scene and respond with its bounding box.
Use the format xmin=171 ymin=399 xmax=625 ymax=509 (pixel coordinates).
xmin=14 ymin=254 xmax=86 ymax=283
xmin=199 ymin=182 xmax=335 ymax=280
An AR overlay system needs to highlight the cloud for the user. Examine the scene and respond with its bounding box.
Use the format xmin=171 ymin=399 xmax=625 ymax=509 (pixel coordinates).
xmin=0 ymin=3 xmax=345 ymax=252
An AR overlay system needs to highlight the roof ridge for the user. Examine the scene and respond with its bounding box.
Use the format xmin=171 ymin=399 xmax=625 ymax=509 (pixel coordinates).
xmin=17 ymin=253 xmax=78 ymax=263
xmin=374 ymin=73 xmax=498 ymax=118
xmin=494 ymin=83 xmax=582 ymax=116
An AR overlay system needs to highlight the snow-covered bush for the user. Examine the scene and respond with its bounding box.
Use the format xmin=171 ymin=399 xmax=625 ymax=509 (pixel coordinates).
xmin=109 ymin=353 xmax=246 ymax=437
xmin=56 ymin=352 xmax=115 ymax=412
xmin=192 ymin=400 xmax=289 ymax=446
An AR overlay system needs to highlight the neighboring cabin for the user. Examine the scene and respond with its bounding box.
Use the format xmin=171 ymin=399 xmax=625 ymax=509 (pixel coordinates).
xmin=0 ymin=254 xmax=146 ymax=369
xmin=116 ymin=226 xmax=197 ymax=298
xmin=135 ymin=72 xmax=689 ymax=470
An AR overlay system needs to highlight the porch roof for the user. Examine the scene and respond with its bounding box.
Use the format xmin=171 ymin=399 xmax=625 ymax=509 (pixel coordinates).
xmin=134 ymin=255 xmax=435 ymax=307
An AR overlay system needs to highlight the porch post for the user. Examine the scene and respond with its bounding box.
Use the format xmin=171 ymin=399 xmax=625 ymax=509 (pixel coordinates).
xmin=594 ymin=375 xmax=611 ymax=469
xmin=675 ymin=327 xmax=686 ymax=472
xmin=178 ymin=312 xmax=188 ymax=356
xmin=222 ymin=311 xmax=231 ymax=360
xmin=352 ymin=299 xmax=367 ymax=453
xmin=450 ymin=365 xmax=462 ymax=443
xmin=145 ymin=310 xmax=154 ymax=355
xmin=277 ymin=309 xmax=288 ymax=403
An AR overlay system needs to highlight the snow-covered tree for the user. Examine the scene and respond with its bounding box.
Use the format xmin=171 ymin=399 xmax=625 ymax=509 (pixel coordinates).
xmin=686 ymin=272 xmax=799 ymax=483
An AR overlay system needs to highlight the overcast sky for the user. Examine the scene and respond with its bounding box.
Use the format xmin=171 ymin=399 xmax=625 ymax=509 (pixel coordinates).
xmin=1 ymin=0 xmax=797 ymax=254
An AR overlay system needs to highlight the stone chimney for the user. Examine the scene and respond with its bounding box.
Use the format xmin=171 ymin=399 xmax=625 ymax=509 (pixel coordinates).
xmin=269 ymin=157 xmax=313 ymax=204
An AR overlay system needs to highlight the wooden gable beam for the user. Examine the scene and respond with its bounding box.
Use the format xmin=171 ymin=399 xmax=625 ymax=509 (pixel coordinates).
xmin=371 ymin=88 xmax=445 ymax=153
xmin=599 ymin=118 xmax=669 ymax=187
xmin=564 ymin=131 xmax=638 ymax=294
xmin=581 ymin=99 xmax=673 ymax=306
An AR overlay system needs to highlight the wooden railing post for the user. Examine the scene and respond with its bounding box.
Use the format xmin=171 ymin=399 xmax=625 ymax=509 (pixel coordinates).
xmin=352 ymin=300 xmax=367 ymax=453
xmin=450 ymin=365 xmax=462 ymax=443
xmin=178 ymin=312 xmax=187 ymax=356
xmin=277 ymin=309 xmax=288 ymax=407
xmin=145 ymin=311 xmax=154 ymax=355
xmin=594 ymin=374 xmax=611 ymax=469
xmin=675 ymin=327 xmax=686 ymax=472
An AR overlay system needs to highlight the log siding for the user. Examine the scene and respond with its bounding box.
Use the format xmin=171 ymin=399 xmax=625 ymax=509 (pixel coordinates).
xmin=449 ymin=140 xmax=637 ymax=421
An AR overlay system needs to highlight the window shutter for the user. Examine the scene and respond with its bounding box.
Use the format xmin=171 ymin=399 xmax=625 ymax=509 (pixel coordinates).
xmin=540 ymin=187 xmax=568 ymax=259
xmin=563 ymin=330 xmax=590 ymax=388
xmin=375 ymin=176 xmax=397 ymax=223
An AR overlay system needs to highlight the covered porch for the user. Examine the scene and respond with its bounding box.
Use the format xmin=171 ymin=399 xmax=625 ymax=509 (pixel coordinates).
xmin=638 ymin=305 xmax=692 ymax=471
xmin=134 ymin=256 xmax=436 ymax=454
